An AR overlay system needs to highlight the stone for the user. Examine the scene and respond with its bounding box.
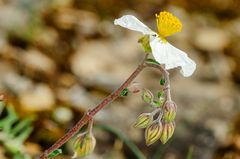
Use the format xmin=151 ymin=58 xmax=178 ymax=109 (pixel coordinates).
xmin=57 ymin=84 xmax=94 ymax=110
xmin=53 ymin=106 xmax=73 ymax=123
xmin=21 ymin=49 xmax=56 ymax=76
xmin=3 ymin=71 xmax=33 ymax=94
xmin=70 ymin=34 xmax=141 ymax=89
xmin=19 ymin=84 xmax=55 ymax=112
xmin=194 ymin=27 xmax=230 ymax=52
xmin=0 ymin=6 xmax=28 ymax=31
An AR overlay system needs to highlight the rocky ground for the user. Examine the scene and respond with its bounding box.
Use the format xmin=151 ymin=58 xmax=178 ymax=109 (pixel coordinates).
xmin=0 ymin=0 xmax=240 ymax=159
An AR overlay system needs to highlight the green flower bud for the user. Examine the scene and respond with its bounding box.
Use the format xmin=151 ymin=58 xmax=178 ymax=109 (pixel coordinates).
xmin=145 ymin=121 xmax=163 ymax=146
xmin=72 ymin=131 xmax=96 ymax=158
xmin=160 ymin=122 xmax=175 ymax=144
xmin=142 ymin=89 xmax=154 ymax=104
xmin=134 ymin=113 xmax=153 ymax=128
xmin=163 ymin=101 xmax=177 ymax=123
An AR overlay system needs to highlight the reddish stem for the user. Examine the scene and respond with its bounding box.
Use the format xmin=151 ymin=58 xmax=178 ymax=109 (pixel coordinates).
xmin=144 ymin=63 xmax=171 ymax=101
xmin=39 ymin=56 xmax=171 ymax=159
xmin=39 ymin=56 xmax=147 ymax=159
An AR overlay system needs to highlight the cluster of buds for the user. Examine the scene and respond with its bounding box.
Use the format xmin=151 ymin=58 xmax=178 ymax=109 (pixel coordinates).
xmin=135 ymin=99 xmax=177 ymax=145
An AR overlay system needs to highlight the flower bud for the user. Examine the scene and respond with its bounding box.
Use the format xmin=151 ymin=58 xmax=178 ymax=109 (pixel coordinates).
xmin=142 ymin=89 xmax=154 ymax=104
xmin=72 ymin=131 xmax=96 ymax=158
xmin=163 ymin=101 xmax=177 ymax=123
xmin=145 ymin=121 xmax=163 ymax=146
xmin=160 ymin=122 xmax=175 ymax=144
xmin=134 ymin=113 xmax=153 ymax=128
xmin=128 ymin=82 xmax=141 ymax=93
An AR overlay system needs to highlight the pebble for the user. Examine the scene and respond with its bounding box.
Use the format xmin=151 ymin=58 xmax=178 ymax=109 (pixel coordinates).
xmin=21 ymin=49 xmax=56 ymax=76
xmin=0 ymin=6 xmax=28 ymax=31
xmin=53 ymin=106 xmax=73 ymax=123
xmin=19 ymin=84 xmax=55 ymax=112
xmin=3 ymin=72 xmax=33 ymax=94
xmin=70 ymin=40 xmax=134 ymax=88
xmin=194 ymin=27 xmax=230 ymax=52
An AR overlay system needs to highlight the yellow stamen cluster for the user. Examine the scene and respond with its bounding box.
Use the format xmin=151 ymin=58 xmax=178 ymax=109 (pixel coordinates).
xmin=156 ymin=11 xmax=182 ymax=38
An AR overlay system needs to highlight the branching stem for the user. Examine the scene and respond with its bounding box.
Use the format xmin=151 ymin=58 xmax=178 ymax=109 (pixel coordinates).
xmin=39 ymin=55 xmax=171 ymax=159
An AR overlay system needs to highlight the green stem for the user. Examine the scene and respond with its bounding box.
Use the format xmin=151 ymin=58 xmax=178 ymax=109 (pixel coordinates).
xmin=96 ymin=124 xmax=146 ymax=159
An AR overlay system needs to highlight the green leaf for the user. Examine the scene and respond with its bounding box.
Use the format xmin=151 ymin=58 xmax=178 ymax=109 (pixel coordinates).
xmin=138 ymin=35 xmax=152 ymax=53
xmin=0 ymin=103 xmax=34 ymax=157
xmin=120 ymin=88 xmax=128 ymax=97
xmin=145 ymin=58 xmax=160 ymax=65
xmin=48 ymin=149 xmax=62 ymax=158
xmin=152 ymin=100 xmax=161 ymax=107
xmin=186 ymin=146 xmax=194 ymax=159
xmin=96 ymin=124 xmax=146 ymax=159
xmin=17 ymin=126 xmax=33 ymax=143
xmin=160 ymin=78 xmax=165 ymax=86
xmin=157 ymin=91 xmax=164 ymax=98
xmin=12 ymin=117 xmax=34 ymax=136
xmin=0 ymin=106 xmax=18 ymax=134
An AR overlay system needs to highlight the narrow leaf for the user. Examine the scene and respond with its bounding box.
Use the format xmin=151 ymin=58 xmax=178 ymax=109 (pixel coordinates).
xmin=146 ymin=58 xmax=160 ymax=65
xmin=48 ymin=149 xmax=62 ymax=158
xmin=12 ymin=117 xmax=34 ymax=136
xmin=157 ymin=91 xmax=164 ymax=98
xmin=120 ymin=88 xmax=128 ymax=97
xmin=152 ymin=100 xmax=161 ymax=107
xmin=160 ymin=78 xmax=165 ymax=85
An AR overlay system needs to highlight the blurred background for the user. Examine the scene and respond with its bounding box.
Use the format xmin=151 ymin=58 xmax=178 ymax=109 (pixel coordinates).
xmin=0 ymin=0 xmax=240 ymax=159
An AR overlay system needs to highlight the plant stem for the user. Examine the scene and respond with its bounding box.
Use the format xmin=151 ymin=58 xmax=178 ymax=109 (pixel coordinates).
xmin=39 ymin=55 xmax=148 ymax=159
xmin=144 ymin=63 xmax=171 ymax=101
xmin=39 ymin=56 xmax=171 ymax=159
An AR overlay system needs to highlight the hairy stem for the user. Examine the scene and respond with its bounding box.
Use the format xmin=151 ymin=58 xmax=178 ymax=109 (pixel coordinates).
xmin=39 ymin=56 xmax=171 ymax=159
xmin=39 ymin=55 xmax=148 ymax=159
xmin=144 ymin=63 xmax=171 ymax=101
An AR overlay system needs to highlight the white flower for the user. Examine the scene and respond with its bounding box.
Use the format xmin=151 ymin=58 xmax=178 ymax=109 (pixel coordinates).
xmin=114 ymin=12 xmax=196 ymax=77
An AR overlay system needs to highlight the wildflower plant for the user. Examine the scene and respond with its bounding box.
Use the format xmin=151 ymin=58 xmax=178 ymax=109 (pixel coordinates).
xmin=39 ymin=11 xmax=196 ymax=159
xmin=0 ymin=101 xmax=34 ymax=159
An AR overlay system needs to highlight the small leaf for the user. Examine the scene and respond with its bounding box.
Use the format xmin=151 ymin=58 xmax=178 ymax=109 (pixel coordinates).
xmin=157 ymin=91 xmax=164 ymax=98
xmin=145 ymin=58 xmax=160 ymax=65
xmin=120 ymin=88 xmax=128 ymax=97
xmin=48 ymin=149 xmax=62 ymax=158
xmin=138 ymin=35 xmax=151 ymax=53
xmin=152 ymin=100 xmax=161 ymax=107
xmin=160 ymin=78 xmax=165 ymax=86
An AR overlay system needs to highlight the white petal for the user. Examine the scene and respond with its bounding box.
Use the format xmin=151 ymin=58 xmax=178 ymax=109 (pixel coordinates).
xmin=150 ymin=36 xmax=196 ymax=77
xmin=114 ymin=15 xmax=156 ymax=35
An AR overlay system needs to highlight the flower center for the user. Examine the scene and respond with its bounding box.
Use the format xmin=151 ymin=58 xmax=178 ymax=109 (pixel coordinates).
xmin=156 ymin=11 xmax=182 ymax=38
